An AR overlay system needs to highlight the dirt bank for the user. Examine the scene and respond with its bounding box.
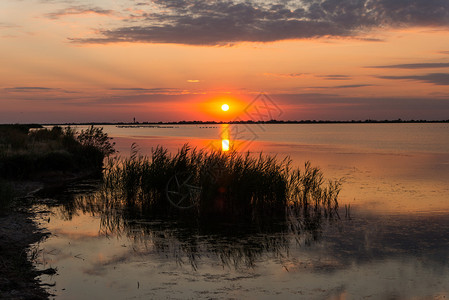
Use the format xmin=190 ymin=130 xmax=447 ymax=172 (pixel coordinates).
xmin=0 ymin=206 xmax=52 ymax=299
xmin=0 ymin=177 xmax=91 ymax=299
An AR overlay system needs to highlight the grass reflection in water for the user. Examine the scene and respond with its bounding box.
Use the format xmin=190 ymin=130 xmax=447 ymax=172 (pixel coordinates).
xmin=56 ymin=144 xmax=343 ymax=270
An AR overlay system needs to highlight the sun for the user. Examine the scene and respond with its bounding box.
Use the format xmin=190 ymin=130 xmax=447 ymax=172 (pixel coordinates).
xmin=221 ymin=103 xmax=230 ymax=112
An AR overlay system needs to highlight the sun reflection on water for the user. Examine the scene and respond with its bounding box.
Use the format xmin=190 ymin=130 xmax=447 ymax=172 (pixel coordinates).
xmin=221 ymin=139 xmax=230 ymax=151
xmin=220 ymin=124 xmax=231 ymax=152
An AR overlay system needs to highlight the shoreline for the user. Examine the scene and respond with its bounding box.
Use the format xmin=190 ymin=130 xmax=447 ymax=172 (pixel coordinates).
xmin=41 ymin=119 xmax=449 ymax=126
xmin=0 ymin=202 xmax=52 ymax=299
xmin=0 ymin=125 xmax=113 ymax=299
xmin=1 ymin=119 xmax=448 ymax=127
xmin=0 ymin=173 xmax=100 ymax=299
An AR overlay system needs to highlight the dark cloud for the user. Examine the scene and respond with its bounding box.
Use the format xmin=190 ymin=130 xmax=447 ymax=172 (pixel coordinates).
xmin=310 ymin=84 xmax=375 ymax=89
xmin=263 ymin=73 xmax=307 ymax=78
xmin=109 ymin=87 xmax=185 ymax=94
xmin=377 ymin=73 xmax=449 ymax=85
xmin=4 ymin=86 xmax=77 ymax=94
xmin=367 ymin=63 xmax=449 ymax=69
xmin=264 ymin=73 xmax=352 ymax=80
xmin=353 ymin=37 xmax=384 ymax=42
xmin=5 ymin=87 xmax=56 ymax=92
xmin=317 ymin=74 xmax=352 ymax=80
xmin=69 ymin=0 xmax=449 ymax=45
xmin=85 ymin=93 xmax=198 ymax=105
xmin=46 ymin=6 xmax=115 ymax=19
xmin=440 ymin=51 xmax=449 ymax=55
xmin=275 ymin=93 xmax=449 ymax=120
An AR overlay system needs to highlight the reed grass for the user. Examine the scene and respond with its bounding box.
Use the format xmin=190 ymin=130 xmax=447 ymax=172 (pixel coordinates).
xmin=52 ymin=145 xmax=342 ymax=271
xmin=101 ymin=144 xmax=342 ymax=220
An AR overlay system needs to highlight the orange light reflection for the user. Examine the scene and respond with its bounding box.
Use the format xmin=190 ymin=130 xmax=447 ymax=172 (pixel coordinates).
xmin=221 ymin=123 xmax=231 ymax=152
xmin=222 ymin=139 xmax=230 ymax=151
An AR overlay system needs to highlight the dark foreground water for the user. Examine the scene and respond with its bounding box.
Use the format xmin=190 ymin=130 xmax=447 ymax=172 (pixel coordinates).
xmin=33 ymin=124 xmax=449 ymax=299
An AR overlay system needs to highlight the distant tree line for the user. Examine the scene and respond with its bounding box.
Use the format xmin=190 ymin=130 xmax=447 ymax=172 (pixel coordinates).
xmin=38 ymin=118 xmax=449 ymax=126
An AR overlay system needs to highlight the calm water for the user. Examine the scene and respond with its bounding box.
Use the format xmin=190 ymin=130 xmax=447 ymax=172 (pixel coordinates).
xmin=34 ymin=124 xmax=449 ymax=299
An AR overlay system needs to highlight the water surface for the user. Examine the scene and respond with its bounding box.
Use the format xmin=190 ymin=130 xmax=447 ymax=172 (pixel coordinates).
xmin=34 ymin=124 xmax=449 ymax=299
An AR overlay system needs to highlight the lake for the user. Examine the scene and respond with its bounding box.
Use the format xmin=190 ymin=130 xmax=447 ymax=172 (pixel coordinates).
xmin=33 ymin=123 xmax=449 ymax=299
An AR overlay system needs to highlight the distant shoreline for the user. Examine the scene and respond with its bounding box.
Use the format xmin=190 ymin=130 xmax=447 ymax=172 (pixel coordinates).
xmin=2 ymin=119 xmax=449 ymax=126
xmin=45 ymin=119 xmax=449 ymax=126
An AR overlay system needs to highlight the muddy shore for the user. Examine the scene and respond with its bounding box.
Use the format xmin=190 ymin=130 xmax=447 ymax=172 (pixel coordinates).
xmin=1 ymin=175 xmax=95 ymax=299
xmin=0 ymin=204 xmax=52 ymax=299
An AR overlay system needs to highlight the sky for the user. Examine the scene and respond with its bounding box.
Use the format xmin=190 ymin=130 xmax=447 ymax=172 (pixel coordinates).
xmin=1 ymin=0 xmax=449 ymax=123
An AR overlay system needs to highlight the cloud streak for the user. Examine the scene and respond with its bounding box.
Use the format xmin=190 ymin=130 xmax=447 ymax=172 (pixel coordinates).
xmin=317 ymin=74 xmax=352 ymax=80
xmin=45 ymin=6 xmax=115 ymax=20
xmin=0 ymin=22 xmax=19 ymax=29
xmin=367 ymin=63 xmax=449 ymax=69
xmin=69 ymin=0 xmax=449 ymax=45
xmin=109 ymin=87 xmax=188 ymax=94
xmin=263 ymin=73 xmax=307 ymax=78
xmin=309 ymin=84 xmax=375 ymax=89
xmin=4 ymin=86 xmax=78 ymax=94
xmin=377 ymin=73 xmax=449 ymax=85
xmin=5 ymin=86 xmax=57 ymax=92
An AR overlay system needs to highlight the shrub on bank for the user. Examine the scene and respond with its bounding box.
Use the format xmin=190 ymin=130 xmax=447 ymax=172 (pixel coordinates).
xmin=0 ymin=125 xmax=115 ymax=180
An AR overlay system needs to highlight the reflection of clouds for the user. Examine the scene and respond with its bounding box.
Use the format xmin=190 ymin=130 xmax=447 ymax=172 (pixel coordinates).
xmin=52 ymin=228 xmax=100 ymax=240
xmin=35 ymin=246 xmax=74 ymax=265
xmin=54 ymin=180 xmax=449 ymax=273
xmin=39 ymin=173 xmax=449 ymax=299
xmin=315 ymin=213 xmax=449 ymax=270
xmin=83 ymin=253 xmax=130 ymax=276
xmin=40 ymin=200 xmax=449 ymax=299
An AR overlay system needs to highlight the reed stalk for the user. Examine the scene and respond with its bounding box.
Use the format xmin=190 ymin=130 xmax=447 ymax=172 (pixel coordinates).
xmin=101 ymin=144 xmax=342 ymax=220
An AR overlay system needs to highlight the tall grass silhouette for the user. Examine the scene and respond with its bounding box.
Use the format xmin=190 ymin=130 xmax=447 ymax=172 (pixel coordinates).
xmin=101 ymin=144 xmax=341 ymax=220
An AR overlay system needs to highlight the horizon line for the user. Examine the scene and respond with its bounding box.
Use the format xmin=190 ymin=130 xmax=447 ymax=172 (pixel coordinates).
xmin=3 ymin=119 xmax=449 ymax=126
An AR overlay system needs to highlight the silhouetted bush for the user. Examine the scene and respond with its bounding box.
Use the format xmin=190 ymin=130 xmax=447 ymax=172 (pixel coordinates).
xmin=0 ymin=125 xmax=114 ymax=179
xmin=39 ymin=150 xmax=74 ymax=172
xmin=77 ymin=125 xmax=116 ymax=157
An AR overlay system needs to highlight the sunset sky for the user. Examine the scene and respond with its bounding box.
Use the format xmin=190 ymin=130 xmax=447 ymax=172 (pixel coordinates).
xmin=1 ymin=0 xmax=449 ymax=123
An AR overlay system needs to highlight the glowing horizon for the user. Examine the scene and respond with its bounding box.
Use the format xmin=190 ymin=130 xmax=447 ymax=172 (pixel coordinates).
xmin=1 ymin=0 xmax=449 ymax=123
